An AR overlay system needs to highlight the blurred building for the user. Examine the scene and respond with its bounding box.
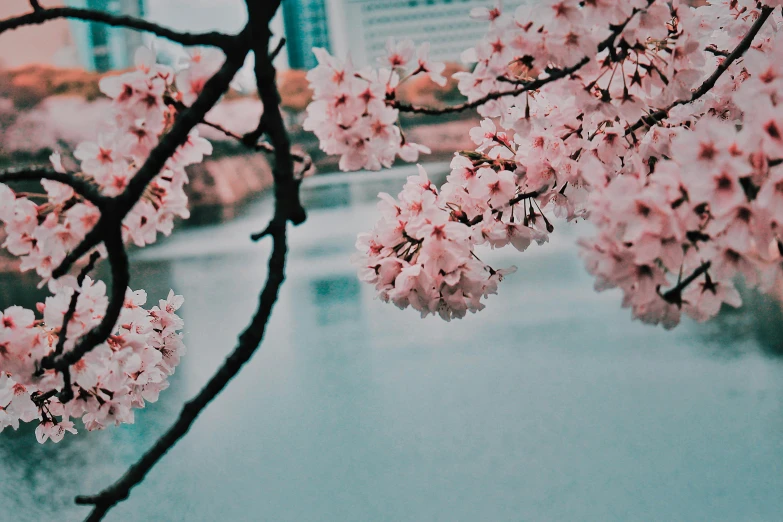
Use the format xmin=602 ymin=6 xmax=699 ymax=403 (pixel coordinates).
xmin=65 ymin=0 xmax=145 ymax=72
xmin=323 ymin=0 xmax=520 ymax=67
xmin=0 ymin=0 xmax=79 ymax=69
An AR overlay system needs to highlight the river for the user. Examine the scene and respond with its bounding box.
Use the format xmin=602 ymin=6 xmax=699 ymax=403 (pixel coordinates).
xmin=1 ymin=164 xmax=783 ymax=522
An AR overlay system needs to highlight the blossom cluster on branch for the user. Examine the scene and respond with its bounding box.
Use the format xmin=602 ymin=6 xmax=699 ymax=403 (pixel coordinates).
xmin=310 ymin=0 xmax=783 ymax=327
xmin=0 ymin=47 xmax=223 ymax=443
xmin=0 ymin=283 xmax=184 ymax=443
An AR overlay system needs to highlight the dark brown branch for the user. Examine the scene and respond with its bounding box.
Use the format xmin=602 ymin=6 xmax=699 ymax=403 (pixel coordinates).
xmin=29 ymin=0 xmax=42 ymax=12
xmin=52 ymin=252 xmax=102 ymax=360
xmin=69 ymin=3 xmax=305 ymax=520
xmin=245 ymin=1 xmax=306 ymax=226
xmin=705 ymin=45 xmax=729 ymax=57
xmin=51 ymin=45 xmax=250 ymax=280
xmin=76 ymin=222 xmax=289 ymax=521
xmin=50 ymin=251 xmax=102 ymax=404
xmin=0 ymin=7 xmax=237 ymax=51
xmin=626 ymin=5 xmax=774 ymax=136
xmin=393 ymin=57 xmax=589 ymax=115
xmin=41 ymin=228 xmax=129 ymax=373
xmin=394 ymin=1 xmax=653 ymax=115
xmin=661 ymin=261 xmax=711 ymax=305
xmin=0 ymin=167 xmax=107 ymax=209
xmin=163 ymin=96 xmax=290 ymax=158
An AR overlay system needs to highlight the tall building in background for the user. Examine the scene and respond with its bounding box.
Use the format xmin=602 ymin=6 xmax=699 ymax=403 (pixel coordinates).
xmin=282 ymin=0 xmax=332 ymax=69
xmin=0 ymin=0 xmax=79 ymax=69
xmin=325 ymin=0 xmax=518 ymax=67
xmin=66 ymin=0 xmax=145 ymax=72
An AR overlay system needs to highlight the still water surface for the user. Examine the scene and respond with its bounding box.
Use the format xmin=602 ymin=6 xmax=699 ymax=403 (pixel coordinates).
xmin=1 ymin=166 xmax=783 ymax=521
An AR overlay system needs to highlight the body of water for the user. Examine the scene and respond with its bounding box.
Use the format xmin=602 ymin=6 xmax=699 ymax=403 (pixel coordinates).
xmin=1 ymin=165 xmax=783 ymax=521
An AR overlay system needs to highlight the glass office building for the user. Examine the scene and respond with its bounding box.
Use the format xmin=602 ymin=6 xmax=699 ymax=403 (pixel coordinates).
xmin=326 ymin=0 xmax=523 ymax=67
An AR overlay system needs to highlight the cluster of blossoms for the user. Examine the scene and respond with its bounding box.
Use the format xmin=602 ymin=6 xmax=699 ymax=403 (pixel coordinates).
xmin=0 ymin=47 xmax=224 ymax=442
xmin=304 ymin=41 xmax=445 ymax=171
xmin=314 ymin=0 xmax=783 ymax=326
xmin=355 ymin=164 xmax=521 ymax=320
xmin=0 ymin=47 xmax=220 ymax=279
xmin=0 ymin=282 xmax=185 ymax=443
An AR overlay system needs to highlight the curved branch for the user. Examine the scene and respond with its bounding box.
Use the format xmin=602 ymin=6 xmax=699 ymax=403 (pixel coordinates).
xmin=41 ymin=228 xmax=129 ymax=373
xmin=625 ymin=5 xmax=774 ymax=136
xmin=76 ymin=222 xmax=289 ymax=521
xmin=394 ymin=1 xmax=654 ymax=115
xmin=0 ymin=167 xmax=107 ymax=209
xmin=0 ymin=7 xmax=237 ymax=51
xmin=50 ymin=44 xmax=250 ymax=280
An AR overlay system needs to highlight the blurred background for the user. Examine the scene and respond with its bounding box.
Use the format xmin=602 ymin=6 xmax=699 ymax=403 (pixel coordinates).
xmin=2 ymin=1 xmax=783 ymax=522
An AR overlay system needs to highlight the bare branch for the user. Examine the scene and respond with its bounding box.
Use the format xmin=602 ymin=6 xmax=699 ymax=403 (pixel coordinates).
xmin=52 ymin=252 xmax=102 ymax=360
xmin=394 ymin=57 xmax=590 ymax=115
xmin=49 ymin=251 xmax=102 ymax=404
xmin=0 ymin=7 xmax=237 ymax=51
xmin=163 ymin=97 xmax=308 ymax=163
xmin=67 ymin=4 xmax=306 ymax=520
xmin=29 ymin=0 xmax=42 ymax=12
xmin=0 ymin=167 xmax=107 ymax=209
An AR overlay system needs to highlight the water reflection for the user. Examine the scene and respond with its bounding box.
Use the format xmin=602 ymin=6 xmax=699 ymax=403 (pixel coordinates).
xmin=1 ymin=167 xmax=783 ymax=522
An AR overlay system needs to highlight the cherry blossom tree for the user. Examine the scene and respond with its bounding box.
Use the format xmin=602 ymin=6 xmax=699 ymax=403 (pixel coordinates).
xmin=0 ymin=0 xmax=782 ymax=520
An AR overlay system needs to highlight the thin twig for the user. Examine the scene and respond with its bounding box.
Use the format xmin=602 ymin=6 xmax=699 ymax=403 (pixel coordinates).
xmin=245 ymin=1 xmax=306 ymax=225
xmin=0 ymin=7 xmax=237 ymax=51
xmin=661 ymin=261 xmax=711 ymax=305
xmin=52 ymin=252 xmax=102 ymax=360
xmin=50 ymin=47 xmax=250 ymax=281
xmin=625 ymin=5 xmax=774 ymax=136
xmin=0 ymin=167 xmax=107 ymax=209
xmin=48 ymin=251 xmax=102 ymax=404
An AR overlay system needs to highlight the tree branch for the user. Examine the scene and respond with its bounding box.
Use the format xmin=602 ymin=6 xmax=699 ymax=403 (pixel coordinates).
xmin=76 ymin=220 xmax=289 ymax=522
xmin=66 ymin=3 xmax=305 ymax=520
xmin=244 ymin=1 xmax=306 ymax=226
xmin=661 ymin=261 xmax=712 ymax=305
xmin=40 ymin=227 xmax=128 ymax=373
xmin=50 ymin=46 xmax=250 ymax=281
xmin=0 ymin=7 xmax=237 ymax=51
xmin=163 ymin=96 xmax=308 ymax=164
xmin=0 ymin=167 xmax=107 ymax=209
xmin=626 ymin=5 xmax=774 ymax=136
xmin=393 ymin=1 xmax=653 ymax=115
xmin=49 ymin=251 xmax=102 ymax=404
